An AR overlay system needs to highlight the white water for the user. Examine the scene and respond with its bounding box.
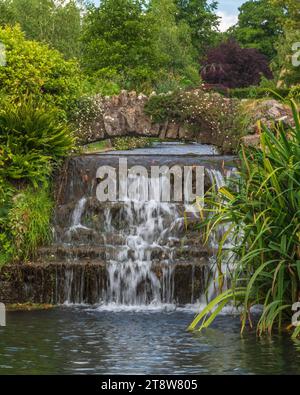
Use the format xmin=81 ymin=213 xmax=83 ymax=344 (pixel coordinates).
xmin=105 ymin=197 xmax=181 ymax=306
xmin=65 ymin=168 xmax=235 ymax=310
xmin=69 ymin=197 xmax=89 ymax=232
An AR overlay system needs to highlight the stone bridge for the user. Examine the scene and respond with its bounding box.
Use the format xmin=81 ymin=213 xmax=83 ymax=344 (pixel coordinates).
xmin=76 ymin=90 xmax=294 ymax=153
xmin=76 ymin=90 xmax=228 ymax=151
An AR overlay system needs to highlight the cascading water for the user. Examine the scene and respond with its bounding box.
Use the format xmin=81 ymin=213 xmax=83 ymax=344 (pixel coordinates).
xmin=68 ymin=197 xmax=89 ymax=233
xmin=17 ymin=144 xmax=238 ymax=308
xmin=104 ymin=198 xmax=181 ymax=306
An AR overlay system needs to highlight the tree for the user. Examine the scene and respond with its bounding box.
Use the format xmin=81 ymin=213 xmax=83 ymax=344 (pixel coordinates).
xmin=229 ymin=0 xmax=285 ymax=60
xmin=148 ymin=0 xmax=200 ymax=89
xmin=0 ymin=0 xmax=83 ymax=59
xmin=174 ymin=0 xmax=219 ymax=57
xmin=81 ymin=0 xmax=157 ymax=90
xmin=201 ymin=39 xmax=273 ymax=88
xmin=270 ymin=0 xmax=300 ymax=86
xmin=271 ymin=0 xmax=300 ymax=28
xmin=275 ymin=28 xmax=300 ymax=87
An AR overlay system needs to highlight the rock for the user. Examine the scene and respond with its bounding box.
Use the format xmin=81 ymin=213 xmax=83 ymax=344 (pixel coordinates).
xmin=166 ymin=123 xmax=179 ymax=139
xmin=241 ymin=134 xmax=261 ymax=148
xmin=248 ymin=100 xmax=295 ymax=134
xmin=159 ymin=121 xmax=169 ymax=139
xmin=179 ymin=126 xmax=194 ymax=140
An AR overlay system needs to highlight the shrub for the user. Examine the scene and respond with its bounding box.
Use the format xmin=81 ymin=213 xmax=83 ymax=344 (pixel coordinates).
xmin=189 ymin=101 xmax=300 ymax=339
xmin=8 ymin=186 xmax=53 ymax=262
xmin=0 ymin=25 xmax=82 ymax=116
xmin=0 ymin=99 xmax=75 ymax=185
xmin=201 ymin=39 xmax=273 ymax=88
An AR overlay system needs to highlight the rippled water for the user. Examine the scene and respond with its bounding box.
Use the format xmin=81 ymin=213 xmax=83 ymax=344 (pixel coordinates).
xmin=100 ymin=142 xmax=220 ymax=156
xmin=0 ymin=308 xmax=299 ymax=375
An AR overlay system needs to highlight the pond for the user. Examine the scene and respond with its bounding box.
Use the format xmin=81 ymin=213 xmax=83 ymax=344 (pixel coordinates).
xmin=0 ymin=308 xmax=299 ymax=375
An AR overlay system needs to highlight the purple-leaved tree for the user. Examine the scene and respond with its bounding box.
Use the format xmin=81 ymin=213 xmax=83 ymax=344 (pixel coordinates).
xmin=201 ymin=39 xmax=273 ymax=88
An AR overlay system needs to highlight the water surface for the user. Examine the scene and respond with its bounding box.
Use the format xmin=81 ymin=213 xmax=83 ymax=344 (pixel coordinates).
xmin=100 ymin=142 xmax=220 ymax=156
xmin=0 ymin=308 xmax=299 ymax=375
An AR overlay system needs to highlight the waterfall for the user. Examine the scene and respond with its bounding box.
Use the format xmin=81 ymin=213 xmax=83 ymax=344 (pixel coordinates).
xmin=69 ymin=197 xmax=89 ymax=232
xmin=33 ymin=152 xmax=238 ymax=308
xmin=103 ymin=175 xmax=184 ymax=307
xmin=104 ymin=203 xmax=180 ymax=306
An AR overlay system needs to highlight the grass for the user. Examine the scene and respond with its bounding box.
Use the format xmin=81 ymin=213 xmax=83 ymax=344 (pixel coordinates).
xmin=189 ymin=100 xmax=300 ymax=338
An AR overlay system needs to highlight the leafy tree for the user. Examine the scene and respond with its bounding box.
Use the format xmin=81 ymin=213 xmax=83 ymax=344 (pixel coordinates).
xmin=201 ymin=39 xmax=273 ymax=88
xmin=174 ymin=0 xmax=219 ymax=56
xmin=0 ymin=0 xmax=83 ymax=59
xmin=81 ymin=0 xmax=157 ymax=90
xmin=270 ymin=0 xmax=300 ymax=86
xmin=0 ymin=25 xmax=82 ymax=114
xmin=271 ymin=0 xmax=300 ymax=27
xmin=275 ymin=27 xmax=300 ymax=87
xmin=148 ymin=0 xmax=200 ymax=89
xmin=229 ymin=0 xmax=285 ymax=60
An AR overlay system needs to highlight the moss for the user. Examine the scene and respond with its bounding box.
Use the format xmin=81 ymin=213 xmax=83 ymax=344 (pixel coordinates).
xmin=82 ymin=140 xmax=113 ymax=153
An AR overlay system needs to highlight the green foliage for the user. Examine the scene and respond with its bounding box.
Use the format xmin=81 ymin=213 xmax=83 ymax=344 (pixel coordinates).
xmin=81 ymin=0 xmax=201 ymax=92
xmin=271 ymin=0 xmax=300 ymax=29
xmin=0 ymin=25 xmax=82 ymax=115
xmin=7 ymin=186 xmax=53 ymax=262
xmin=228 ymin=87 xmax=290 ymax=100
xmin=112 ymin=137 xmax=152 ymax=151
xmin=229 ymin=0 xmax=285 ymax=60
xmin=274 ymin=26 xmax=300 ymax=87
xmin=81 ymin=0 xmax=157 ymax=91
xmin=289 ymin=86 xmax=300 ymax=103
xmin=190 ymin=101 xmax=300 ymax=338
xmin=0 ymin=179 xmax=14 ymax=266
xmin=0 ymin=0 xmax=83 ymax=59
xmin=0 ymin=99 xmax=75 ymax=186
xmin=82 ymin=71 xmax=122 ymax=97
xmin=148 ymin=0 xmax=200 ymax=90
xmin=174 ymin=0 xmax=219 ymax=56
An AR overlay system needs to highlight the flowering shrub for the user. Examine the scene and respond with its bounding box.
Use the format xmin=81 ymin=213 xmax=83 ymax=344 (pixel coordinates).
xmin=71 ymin=95 xmax=106 ymax=144
xmin=145 ymin=89 xmax=240 ymax=152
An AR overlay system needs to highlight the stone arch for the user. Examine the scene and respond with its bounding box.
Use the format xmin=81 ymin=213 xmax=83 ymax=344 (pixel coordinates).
xmin=77 ymin=90 xmax=225 ymax=149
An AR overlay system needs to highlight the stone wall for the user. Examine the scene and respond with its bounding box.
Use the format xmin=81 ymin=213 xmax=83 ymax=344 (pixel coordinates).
xmin=0 ymin=261 xmax=209 ymax=305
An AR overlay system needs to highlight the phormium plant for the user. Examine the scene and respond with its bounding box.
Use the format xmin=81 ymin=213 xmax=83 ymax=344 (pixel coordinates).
xmin=189 ymin=100 xmax=300 ymax=338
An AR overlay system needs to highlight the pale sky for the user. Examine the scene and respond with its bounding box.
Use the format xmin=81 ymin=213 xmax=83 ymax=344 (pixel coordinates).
xmin=216 ymin=1 xmax=245 ymax=32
